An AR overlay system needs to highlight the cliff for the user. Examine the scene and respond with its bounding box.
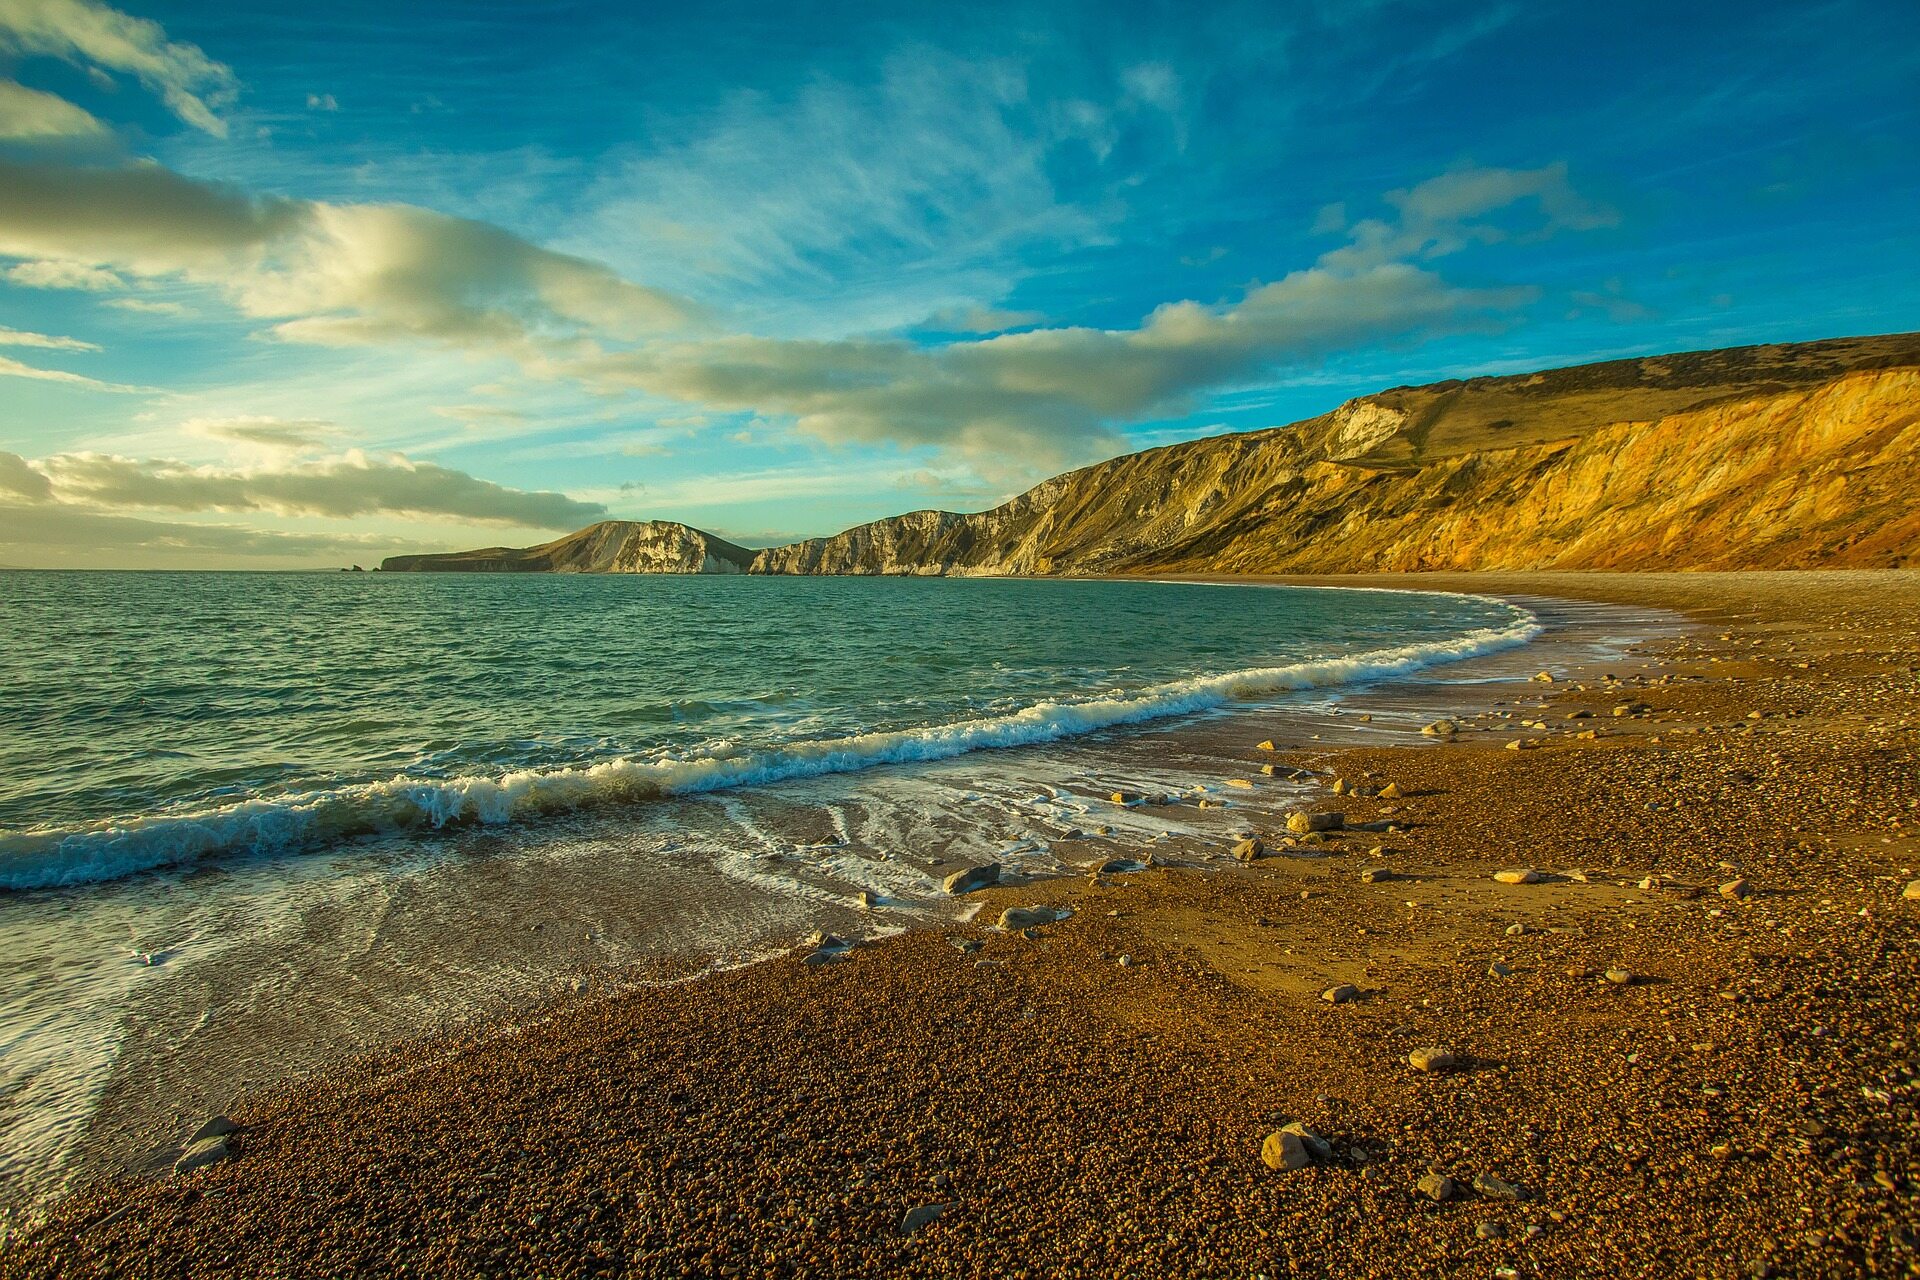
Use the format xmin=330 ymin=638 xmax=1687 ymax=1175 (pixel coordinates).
xmin=751 ymin=332 xmax=1920 ymax=574
xmin=381 ymin=520 xmax=754 ymax=574
xmin=387 ymin=333 xmax=1920 ymax=576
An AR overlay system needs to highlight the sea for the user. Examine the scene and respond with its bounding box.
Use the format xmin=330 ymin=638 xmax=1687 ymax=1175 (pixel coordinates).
xmin=0 ymin=571 xmax=1659 ymax=1227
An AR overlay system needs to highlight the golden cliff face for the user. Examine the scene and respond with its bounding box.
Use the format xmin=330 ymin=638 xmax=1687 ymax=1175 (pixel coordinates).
xmin=748 ymin=334 xmax=1920 ymax=575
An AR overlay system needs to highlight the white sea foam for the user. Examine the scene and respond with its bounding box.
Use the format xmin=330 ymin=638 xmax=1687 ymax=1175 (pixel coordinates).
xmin=0 ymin=606 xmax=1539 ymax=893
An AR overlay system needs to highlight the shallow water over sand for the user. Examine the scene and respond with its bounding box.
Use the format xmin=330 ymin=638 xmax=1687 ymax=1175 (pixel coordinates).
xmin=0 ymin=575 xmax=1675 ymax=1224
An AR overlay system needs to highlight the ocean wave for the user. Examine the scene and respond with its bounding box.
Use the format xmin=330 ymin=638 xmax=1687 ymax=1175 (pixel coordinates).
xmin=0 ymin=606 xmax=1539 ymax=893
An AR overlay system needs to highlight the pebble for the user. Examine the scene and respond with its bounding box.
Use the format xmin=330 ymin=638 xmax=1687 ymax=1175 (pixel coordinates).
xmin=1605 ymin=968 xmax=1635 ymax=986
xmin=1472 ymin=1172 xmax=1525 ymax=1200
xmin=1416 ymin=1172 xmax=1455 ymax=1201
xmin=942 ymin=864 xmax=1001 ymax=895
xmin=1321 ymin=984 xmax=1360 ymax=1004
xmin=899 ymin=1203 xmax=946 ymax=1235
xmin=1408 ymin=1047 xmax=1457 ymax=1073
xmin=1476 ymin=1221 xmax=1508 ymax=1240
xmin=998 ymin=906 xmax=1061 ymax=930
xmin=1719 ymin=878 xmax=1752 ymax=899
xmin=1377 ymin=782 xmax=1403 ymax=799
xmin=173 ymin=1136 xmax=233 ymax=1176
xmin=1232 ymin=838 xmax=1264 ymax=862
xmin=1493 ymin=868 xmax=1543 ymax=885
xmin=1905 ymin=880 xmax=1920 ymax=901
xmin=1287 ymin=811 xmax=1344 ymax=834
xmin=1360 ymin=867 xmax=1392 ymax=884
xmin=1421 ymin=719 xmax=1458 ymax=737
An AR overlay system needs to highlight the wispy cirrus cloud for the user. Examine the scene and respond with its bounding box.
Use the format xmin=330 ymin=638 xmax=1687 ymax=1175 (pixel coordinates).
xmin=0 ymin=324 xmax=98 ymax=351
xmin=0 ymin=0 xmax=238 ymax=135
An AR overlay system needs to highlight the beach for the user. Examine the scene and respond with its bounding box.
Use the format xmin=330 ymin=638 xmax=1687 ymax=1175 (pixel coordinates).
xmin=6 ymin=570 xmax=1917 ymax=1279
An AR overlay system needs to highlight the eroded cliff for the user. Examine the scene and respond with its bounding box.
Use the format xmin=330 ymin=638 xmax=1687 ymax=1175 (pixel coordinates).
xmin=381 ymin=520 xmax=754 ymax=574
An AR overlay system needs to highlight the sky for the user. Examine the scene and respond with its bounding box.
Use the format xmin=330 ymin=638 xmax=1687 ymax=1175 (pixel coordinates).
xmin=0 ymin=0 xmax=1916 ymax=568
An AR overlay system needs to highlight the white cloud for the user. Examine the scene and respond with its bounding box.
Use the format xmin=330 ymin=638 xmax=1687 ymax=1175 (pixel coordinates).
xmin=182 ymin=415 xmax=343 ymax=452
xmin=0 ymin=498 xmax=428 ymax=565
xmin=0 ymin=78 xmax=107 ymax=138
xmin=105 ymin=296 xmax=188 ymax=315
xmin=0 ymin=450 xmax=53 ymax=500
xmin=5 ymin=258 xmax=121 ymax=289
xmin=0 ymin=158 xmax=697 ymax=350
xmin=305 ymin=92 xmax=338 ymax=111
xmin=922 ymin=304 xmax=1045 ymax=333
xmin=0 ymin=0 xmax=238 ymax=135
xmin=31 ymin=449 xmax=607 ymax=528
xmin=0 ymin=351 xmax=141 ymax=390
xmin=1319 ymin=162 xmax=1617 ymax=271
xmin=0 ymin=324 xmax=98 ymax=351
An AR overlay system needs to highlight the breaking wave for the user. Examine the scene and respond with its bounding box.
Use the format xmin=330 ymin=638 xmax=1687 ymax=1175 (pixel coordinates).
xmin=0 ymin=604 xmax=1538 ymax=892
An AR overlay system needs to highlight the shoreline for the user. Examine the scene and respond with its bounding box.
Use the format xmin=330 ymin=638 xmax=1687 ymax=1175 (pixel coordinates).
xmin=8 ymin=570 xmax=1918 ymax=1278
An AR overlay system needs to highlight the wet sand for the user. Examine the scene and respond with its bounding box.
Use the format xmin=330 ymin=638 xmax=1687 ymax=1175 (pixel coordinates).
xmin=6 ymin=570 xmax=1918 ymax=1279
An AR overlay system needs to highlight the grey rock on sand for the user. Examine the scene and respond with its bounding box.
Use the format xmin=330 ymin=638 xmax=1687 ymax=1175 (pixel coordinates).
xmin=1417 ymin=1172 xmax=1456 ymax=1201
xmin=1280 ymin=1122 xmax=1332 ymax=1162
xmin=1473 ymin=1172 xmax=1526 ymax=1200
xmin=942 ymin=864 xmax=1001 ymax=895
xmin=1321 ymin=984 xmax=1360 ymax=1003
xmin=1287 ymin=811 xmax=1344 ymax=834
xmin=1421 ymin=719 xmax=1458 ymax=737
xmin=1232 ymin=838 xmax=1264 ymax=862
xmin=1493 ymin=868 xmax=1544 ymax=885
xmin=1719 ymin=878 xmax=1752 ymax=899
xmin=998 ymin=906 xmax=1065 ymax=930
xmin=899 ymin=1203 xmax=946 ymax=1235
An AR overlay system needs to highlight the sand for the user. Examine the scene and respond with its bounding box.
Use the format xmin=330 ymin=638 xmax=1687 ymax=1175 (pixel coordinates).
xmin=6 ymin=571 xmax=1917 ymax=1279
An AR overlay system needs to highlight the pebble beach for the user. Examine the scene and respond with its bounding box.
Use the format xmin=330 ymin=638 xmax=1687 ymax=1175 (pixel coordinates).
xmin=7 ymin=570 xmax=1918 ymax=1280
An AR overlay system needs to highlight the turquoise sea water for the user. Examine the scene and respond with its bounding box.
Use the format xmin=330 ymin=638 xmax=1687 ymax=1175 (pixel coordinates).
xmin=0 ymin=573 xmax=1535 ymax=893
xmin=0 ymin=571 xmax=1563 ymax=1221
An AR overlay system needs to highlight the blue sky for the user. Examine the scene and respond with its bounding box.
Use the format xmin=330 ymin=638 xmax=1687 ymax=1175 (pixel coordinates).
xmin=1 ymin=0 xmax=1916 ymax=566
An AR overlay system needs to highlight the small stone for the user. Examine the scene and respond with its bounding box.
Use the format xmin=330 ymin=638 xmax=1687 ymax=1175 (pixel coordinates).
xmin=1476 ymin=1221 xmax=1508 ymax=1240
xmin=1719 ymin=878 xmax=1752 ymax=900
xmin=1322 ymin=983 xmax=1360 ymax=1004
xmin=1905 ymin=880 xmax=1920 ymax=901
xmin=1488 ymin=961 xmax=1512 ymax=977
xmin=943 ymin=864 xmax=1001 ymax=895
xmin=1409 ymin=1047 xmax=1457 ymax=1073
xmin=947 ymin=937 xmax=983 ymax=953
xmin=1287 ymin=811 xmax=1344 ymax=834
xmin=1421 ymin=719 xmax=1458 ymax=737
xmin=1360 ymin=867 xmax=1392 ymax=884
xmin=1505 ymin=739 xmax=1530 ymax=751
xmin=1256 ymin=739 xmax=1277 ymax=751
xmin=1377 ymin=782 xmax=1403 ymax=799
xmin=1604 ymin=968 xmax=1635 ymax=986
xmin=1110 ymin=790 xmax=1137 ymax=805
xmin=998 ymin=906 xmax=1058 ymax=930
xmin=857 ymin=890 xmax=878 ymax=909
xmin=1532 ymin=671 xmax=1554 ymax=682
xmin=1505 ymin=923 xmax=1528 ymax=936
xmin=1566 ymin=709 xmax=1593 ymax=719
xmin=1416 ymin=1172 xmax=1455 ymax=1201
xmin=1261 ymin=1130 xmax=1312 ymax=1171
xmin=1117 ymin=954 xmax=1134 ymax=967
xmin=1332 ymin=778 xmax=1349 ymax=795
xmin=1090 ymin=857 xmax=1145 ymax=875
xmin=1493 ymin=868 xmax=1543 ymax=885
xmin=899 ymin=1203 xmax=946 ymax=1235
xmin=1472 ymin=1172 xmax=1525 ymax=1200
xmin=1232 ymin=838 xmax=1264 ymax=862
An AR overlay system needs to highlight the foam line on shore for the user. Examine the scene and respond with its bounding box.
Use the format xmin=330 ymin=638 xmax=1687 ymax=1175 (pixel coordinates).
xmin=0 ymin=605 xmax=1540 ymax=892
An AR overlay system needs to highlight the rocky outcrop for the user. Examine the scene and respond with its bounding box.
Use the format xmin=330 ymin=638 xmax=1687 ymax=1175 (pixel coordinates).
xmin=749 ymin=332 xmax=1920 ymax=574
xmin=386 ymin=333 xmax=1920 ymax=576
xmin=381 ymin=520 xmax=754 ymax=574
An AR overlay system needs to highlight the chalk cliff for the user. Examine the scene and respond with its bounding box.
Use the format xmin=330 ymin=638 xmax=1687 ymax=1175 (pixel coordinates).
xmin=385 ymin=333 xmax=1920 ymax=576
xmin=381 ymin=520 xmax=754 ymax=574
